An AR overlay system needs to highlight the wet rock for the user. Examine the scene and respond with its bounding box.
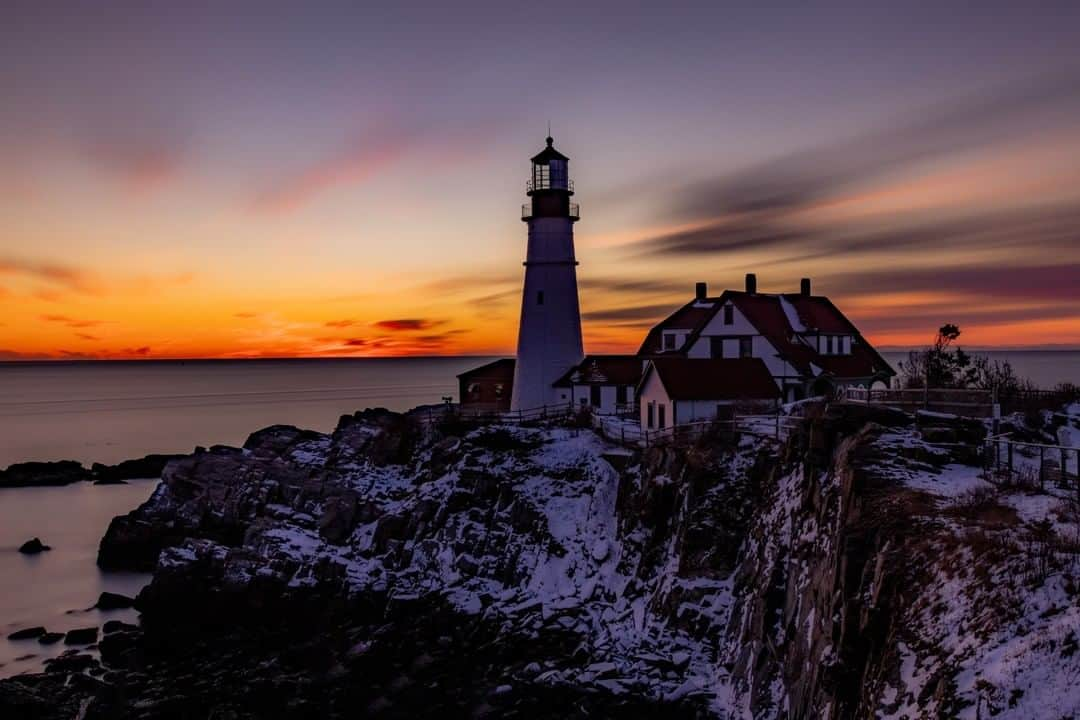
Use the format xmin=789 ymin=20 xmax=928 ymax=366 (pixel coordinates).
xmin=0 ymin=460 xmax=89 ymax=488
xmin=38 ymin=632 xmax=64 ymax=645
xmin=7 ymin=626 xmax=46 ymax=640
xmin=63 ymin=627 xmax=98 ymax=645
xmin=18 ymin=537 xmax=51 ymax=554
xmin=94 ymin=591 xmax=135 ymax=610
xmin=44 ymin=650 xmax=98 ymax=674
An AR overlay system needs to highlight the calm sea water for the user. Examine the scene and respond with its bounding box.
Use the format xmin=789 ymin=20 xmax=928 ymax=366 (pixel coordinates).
xmin=0 ymin=352 xmax=1075 ymax=678
xmin=0 ymin=480 xmax=155 ymax=677
xmin=0 ymin=357 xmax=496 ymax=468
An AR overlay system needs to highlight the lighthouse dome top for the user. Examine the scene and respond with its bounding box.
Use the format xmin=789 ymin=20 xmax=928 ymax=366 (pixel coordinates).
xmin=530 ymin=136 xmax=569 ymax=164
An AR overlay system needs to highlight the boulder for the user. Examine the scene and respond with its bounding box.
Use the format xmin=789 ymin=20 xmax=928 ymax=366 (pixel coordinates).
xmin=38 ymin=632 xmax=64 ymax=645
xmin=7 ymin=626 xmax=46 ymax=641
xmin=0 ymin=460 xmax=89 ymax=488
xmin=63 ymin=627 xmax=98 ymax=645
xmin=18 ymin=538 xmax=51 ymax=554
xmin=94 ymin=592 xmax=135 ymax=611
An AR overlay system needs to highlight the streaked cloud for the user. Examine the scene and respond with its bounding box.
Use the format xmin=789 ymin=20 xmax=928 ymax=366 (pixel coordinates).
xmin=250 ymin=125 xmax=416 ymax=214
xmin=373 ymin=318 xmax=444 ymax=331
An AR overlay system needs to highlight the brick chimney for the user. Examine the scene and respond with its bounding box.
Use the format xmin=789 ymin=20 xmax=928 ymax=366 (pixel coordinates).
xmin=695 ymin=281 xmax=707 ymax=301
xmin=745 ymin=273 xmax=757 ymax=294
xmin=800 ymin=277 xmax=811 ymax=296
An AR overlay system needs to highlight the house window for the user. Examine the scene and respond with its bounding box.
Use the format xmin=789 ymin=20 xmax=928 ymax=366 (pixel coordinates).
xmin=723 ymin=305 xmax=734 ymax=325
xmin=494 ymin=384 xmax=504 ymax=399
xmin=663 ymin=333 xmax=676 ymax=351
xmin=826 ymin=336 xmax=833 ymax=354
xmin=710 ymin=336 xmax=724 ymax=359
xmin=537 ymin=291 xmax=544 ymax=305
xmin=467 ymin=382 xmax=481 ymax=396
xmin=616 ymin=385 xmax=628 ymax=404
xmin=658 ymin=403 xmax=666 ymax=429
xmin=739 ymin=337 xmax=753 ymax=358
xmin=590 ymin=385 xmax=601 ymax=406
xmin=647 ymin=401 xmax=655 ymax=429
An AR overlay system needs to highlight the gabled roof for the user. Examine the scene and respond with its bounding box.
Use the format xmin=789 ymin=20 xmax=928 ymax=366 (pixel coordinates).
xmin=553 ymin=355 xmax=642 ymax=387
xmin=637 ymin=287 xmax=895 ymax=380
xmin=641 ymin=358 xmax=780 ymax=401
xmin=457 ymin=358 xmax=515 ymax=380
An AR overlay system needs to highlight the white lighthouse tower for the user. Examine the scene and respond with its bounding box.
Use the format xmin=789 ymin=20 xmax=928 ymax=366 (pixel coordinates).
xmin=510 ymin=136 xmax=584 ymax=411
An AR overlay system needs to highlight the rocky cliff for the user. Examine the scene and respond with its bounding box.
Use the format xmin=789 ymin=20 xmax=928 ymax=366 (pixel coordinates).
xmin=3 ymin=403 xmax=1079 ymax=719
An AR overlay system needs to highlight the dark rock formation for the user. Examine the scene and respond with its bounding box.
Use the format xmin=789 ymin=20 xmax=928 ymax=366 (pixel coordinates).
xmin=0 ymin=460 xmax=89 ymax=488
xmin=38 ymin=632 xmax=64 ymax=645
xmin=94 ymin=592 xmax=135 ymax=611
xmin=92 ymin=454 xmax=184 ymax=484
xmin=4 ymin=402 xmax=1075 ymax=719
xmin=7 ymin=626 xmax=46 ymax=640
xmin=63 ymin=627 xmax=98 ymax=645
xmin=18 ymin=537 xmax=51 ymax=554
xmin=102 ymin=620 xmax=138 ymax=634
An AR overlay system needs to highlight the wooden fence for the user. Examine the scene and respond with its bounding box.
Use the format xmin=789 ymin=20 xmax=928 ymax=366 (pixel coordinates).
xmin=984 ymin=435 xmax=1080 ymax=493
xmin=843 ymin=387 xmax=994 ymax=417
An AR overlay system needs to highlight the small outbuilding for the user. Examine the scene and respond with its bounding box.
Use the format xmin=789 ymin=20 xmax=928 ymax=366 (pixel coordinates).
xmin=457 ymin=358 xmax=515 ymax=413
xmin=553 ymin=355 xmax=642 ymax=414
xmin=638 ymin=357 xmax=780 ymax=431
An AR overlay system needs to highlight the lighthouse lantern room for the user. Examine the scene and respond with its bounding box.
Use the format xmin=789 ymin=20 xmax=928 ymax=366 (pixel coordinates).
xmin=510 ymin=137 xmax=585 ymax=411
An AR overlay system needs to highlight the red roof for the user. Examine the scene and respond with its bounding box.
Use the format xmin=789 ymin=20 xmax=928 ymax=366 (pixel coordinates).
xmin=636 ymin=301 xmax=718 ymax=355
xmin=643 ymin=358 xmax=780 ymax=401
xmin=781 ymin=294 xmax=855 ymax=333
xmin=554 ymin=355 xmax=642 ymax=387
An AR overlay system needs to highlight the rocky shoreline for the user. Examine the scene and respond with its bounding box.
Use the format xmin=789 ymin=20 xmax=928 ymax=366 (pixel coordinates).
xmin=0 ymin=454 xmax=184 ymax=489
xmin=2 ymin=403 xmax=1079 ymax=718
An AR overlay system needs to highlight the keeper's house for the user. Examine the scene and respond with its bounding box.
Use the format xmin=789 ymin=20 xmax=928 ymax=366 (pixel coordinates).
xmin=638 ymin=274 xmax=895 ymax=403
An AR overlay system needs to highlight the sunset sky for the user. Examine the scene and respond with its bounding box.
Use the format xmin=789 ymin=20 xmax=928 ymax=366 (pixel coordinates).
xmin=2 ymin=2 xmax=1079 ymax=360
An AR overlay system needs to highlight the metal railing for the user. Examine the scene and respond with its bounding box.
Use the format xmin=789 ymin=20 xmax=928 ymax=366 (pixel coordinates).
xmin=521 ymin=203 xmax=581 ymax=220
xmin=526 ymin=178 xmax=573 ymax=193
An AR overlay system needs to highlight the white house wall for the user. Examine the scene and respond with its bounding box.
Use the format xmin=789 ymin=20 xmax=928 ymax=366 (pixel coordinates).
xmin=571 ymin=383 xmax=625 ymax=414
xmin=638 ymin=370 xmax=671 ymax=430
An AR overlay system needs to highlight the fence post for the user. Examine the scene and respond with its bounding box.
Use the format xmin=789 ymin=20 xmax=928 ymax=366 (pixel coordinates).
xmin=1039 ymin=446 xmax=1045 ymax=489
xmin=1008 ymin=442 xmax=1014 ymax=475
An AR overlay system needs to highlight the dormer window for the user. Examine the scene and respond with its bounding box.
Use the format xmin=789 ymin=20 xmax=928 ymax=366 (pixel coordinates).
xmin=663 ymin=333 xmax=676 ymax=351
xmin=723 ymin=305 xmax=734 ymax=325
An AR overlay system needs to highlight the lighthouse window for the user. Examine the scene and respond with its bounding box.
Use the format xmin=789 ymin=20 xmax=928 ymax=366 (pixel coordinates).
xmin=536 ymin=291 xmax=544 ymax=305
xmin=550 ymin=160 xmax=568 ymax=189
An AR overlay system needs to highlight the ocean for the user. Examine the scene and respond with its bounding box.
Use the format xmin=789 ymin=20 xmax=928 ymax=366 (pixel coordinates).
xmin=0 ymin=351 xmax=1076 ymax=677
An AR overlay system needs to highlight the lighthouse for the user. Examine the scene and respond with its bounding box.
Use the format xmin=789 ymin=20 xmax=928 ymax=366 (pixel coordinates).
xmin=510 ymin=136 xmax=584 ymax=411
